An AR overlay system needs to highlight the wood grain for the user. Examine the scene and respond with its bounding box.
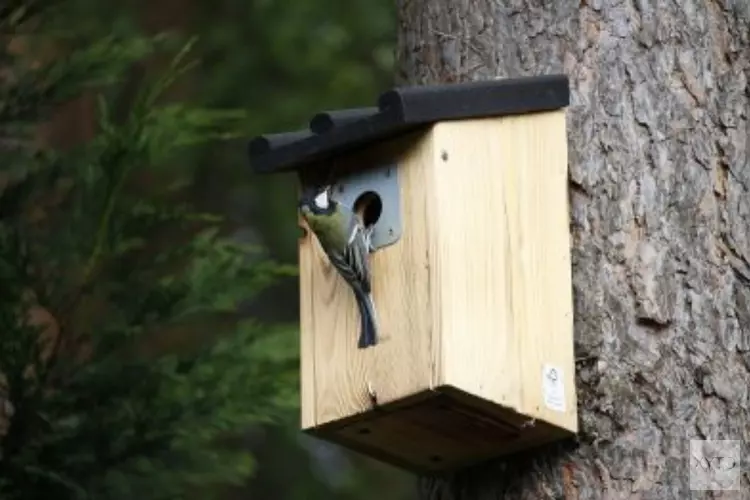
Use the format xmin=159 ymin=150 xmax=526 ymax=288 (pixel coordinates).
xmin=429 ymin=110 xmax=577 ymax=433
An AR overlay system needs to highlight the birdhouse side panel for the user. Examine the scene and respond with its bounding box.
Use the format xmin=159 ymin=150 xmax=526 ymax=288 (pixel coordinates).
xmin=493 ymin=110 xmax=576 ymax=431
xmin=429 ymin=111 xmax=576 ymax=434
xmin=427 ymin=117 xmax=523 ymax=410
xmin=298 ymin=131 xmax=437 ymax=430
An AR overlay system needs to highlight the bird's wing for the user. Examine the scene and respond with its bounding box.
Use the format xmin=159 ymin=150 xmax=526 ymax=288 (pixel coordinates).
xmin=330 ymin=220 xmax=371 ymax=293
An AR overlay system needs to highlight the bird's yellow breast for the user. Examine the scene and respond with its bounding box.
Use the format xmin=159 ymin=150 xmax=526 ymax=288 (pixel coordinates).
xmin=301 ymin=208 xmax=348 ymax=252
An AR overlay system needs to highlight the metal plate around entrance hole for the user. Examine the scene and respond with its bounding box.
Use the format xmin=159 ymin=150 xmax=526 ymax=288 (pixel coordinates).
xmin=331 ymin=163 xmax=402 ymax=251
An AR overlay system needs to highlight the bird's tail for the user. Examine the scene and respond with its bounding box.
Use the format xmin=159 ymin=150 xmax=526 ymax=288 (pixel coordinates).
xmin=353 ymin=287 xmax=378 ymax=349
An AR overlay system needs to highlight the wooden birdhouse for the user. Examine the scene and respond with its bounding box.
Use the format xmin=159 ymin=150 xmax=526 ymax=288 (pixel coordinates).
xmin=247 ymin=74 xmax=577 ymax=473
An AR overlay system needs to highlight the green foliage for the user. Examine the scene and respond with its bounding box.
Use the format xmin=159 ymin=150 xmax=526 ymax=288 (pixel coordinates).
xmin=0 ymin=4 xmax=297 ymax=499
xmin=186 ymin=0 xmax=398 ymax=263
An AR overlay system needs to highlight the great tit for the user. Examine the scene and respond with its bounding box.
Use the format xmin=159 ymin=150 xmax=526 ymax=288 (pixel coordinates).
xmin=299 ymin=185 xmax=378 ymax=349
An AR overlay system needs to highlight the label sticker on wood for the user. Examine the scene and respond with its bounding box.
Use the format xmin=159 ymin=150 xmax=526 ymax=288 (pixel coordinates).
xmin=542 ymin=364 xmax=565 ymax=412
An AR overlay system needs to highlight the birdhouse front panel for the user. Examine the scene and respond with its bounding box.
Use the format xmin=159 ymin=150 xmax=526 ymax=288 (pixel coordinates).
xmin=298 ymin=131 xmax=437 ymax=430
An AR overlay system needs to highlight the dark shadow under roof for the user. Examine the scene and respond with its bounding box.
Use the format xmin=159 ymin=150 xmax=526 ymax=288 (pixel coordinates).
xmin=247 ymin=74 xmax=570 ymax=175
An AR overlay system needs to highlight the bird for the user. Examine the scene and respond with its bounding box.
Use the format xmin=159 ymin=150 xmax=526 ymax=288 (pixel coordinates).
xmin=298 ymin=184 xmax=378 ymax=348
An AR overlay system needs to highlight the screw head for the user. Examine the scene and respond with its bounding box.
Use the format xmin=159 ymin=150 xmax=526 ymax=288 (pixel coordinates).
xmin=441 ymin=150 xmax=449 ymax=161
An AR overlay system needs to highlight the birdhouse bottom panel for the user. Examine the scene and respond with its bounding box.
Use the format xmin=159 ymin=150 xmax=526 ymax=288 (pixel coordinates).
xmin=305 ymin=385 xmax=575 ymax=473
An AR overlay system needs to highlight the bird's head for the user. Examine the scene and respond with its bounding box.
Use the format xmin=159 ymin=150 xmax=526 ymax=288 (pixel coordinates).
xmin=299 ymin=184 xmax=336 ymax=216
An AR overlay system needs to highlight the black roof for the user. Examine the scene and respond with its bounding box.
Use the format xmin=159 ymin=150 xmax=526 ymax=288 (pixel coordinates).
xmin=247 ymin=74 xmax=570 ymax=175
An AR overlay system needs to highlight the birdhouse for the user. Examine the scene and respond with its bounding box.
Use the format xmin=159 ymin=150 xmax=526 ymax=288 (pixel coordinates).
xmin=247 ymin=74 xmax=577 ymax=473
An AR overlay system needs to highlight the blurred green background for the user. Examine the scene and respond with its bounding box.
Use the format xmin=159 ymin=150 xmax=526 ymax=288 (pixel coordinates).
xmin=135 ymin=1 xmax=416 ymax=498
xmin=1 ymin=0 xmax=417 ymax=498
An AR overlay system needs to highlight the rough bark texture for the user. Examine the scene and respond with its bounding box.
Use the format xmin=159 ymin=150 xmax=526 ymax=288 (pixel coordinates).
xmin=397 ymin=0 xmax=749 ymax=498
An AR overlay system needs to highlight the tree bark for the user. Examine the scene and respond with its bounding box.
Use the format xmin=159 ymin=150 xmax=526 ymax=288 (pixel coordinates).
xmin=397 ymin=0 xmax=749 ymax=498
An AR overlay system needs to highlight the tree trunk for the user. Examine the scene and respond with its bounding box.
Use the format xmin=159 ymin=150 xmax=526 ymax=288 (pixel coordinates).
xmin=397 ymin=1 xmax=749 ymax=498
